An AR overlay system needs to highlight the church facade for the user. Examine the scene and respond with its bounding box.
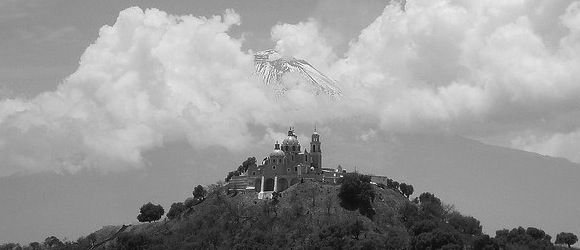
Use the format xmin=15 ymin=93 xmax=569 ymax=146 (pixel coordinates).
xmin=228 ymin=127 xmax=325 ymax=198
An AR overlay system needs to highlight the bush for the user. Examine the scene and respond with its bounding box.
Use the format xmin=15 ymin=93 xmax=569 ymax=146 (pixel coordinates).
xmin=447 ymin=212 xmax=482 ymax=236
xmin=418 ymin=192 xmax=444 ymax=219
xmin=117 ymin=233 xmax=151 ymax=250
xmin=495 ymin=226 xmax=554 ymax=249
xmin=338 ymin=173 xmax=376 ymax=218
xmin=193 ymin=185 xmax=207 ymax=200
xmin=184 ymin=197 xmax=197 ymax=208
xmin=399 ymin=202 xmax=421 ymax=227
xmin=44 ymin=236 xmax=63 ymax=248
xmin=225 ymin=157 xmax=256 ymax=182
xmin=555 ymin=232 xmax=578 ymax=248
xmin=167 ymin=202 xmax=187 ymax=220
xmin=137 ymin=202 xmax=164 ymax=223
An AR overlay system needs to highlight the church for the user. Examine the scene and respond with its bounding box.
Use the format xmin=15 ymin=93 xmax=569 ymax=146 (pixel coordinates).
xmin=228 ymin=127 xmax=335 ymax=199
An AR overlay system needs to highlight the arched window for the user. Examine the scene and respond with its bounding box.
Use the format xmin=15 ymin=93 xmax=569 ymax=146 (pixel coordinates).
xmin=292 ymin=146 xmax=296 ymax=151
xmin=272 ymin=166 xmax=277 ymax=170
xmin=305 ymin=155 xmax=308 ymax=161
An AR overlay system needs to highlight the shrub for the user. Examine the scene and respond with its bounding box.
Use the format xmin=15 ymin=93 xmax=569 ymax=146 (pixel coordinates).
xmin=447 ymin=212 xmax=482 ymax=236
xmin=117 ymin=233 xmax=151 ymax=250
xmin=555 ymin=232 xmax=578 ymax=248
xmin=193 ymin=185 xmax=207 ymax=200
xmin=167 ymin=202 xmax=187 ymax=220
xmin=137 ymin=202 xmax=164 ymax=223
xmin=338 ymin=173 xmax=376 ymax=218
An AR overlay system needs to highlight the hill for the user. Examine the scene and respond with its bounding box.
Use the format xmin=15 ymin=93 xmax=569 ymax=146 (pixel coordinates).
xmin=1 ymin=134 xmax=579 ymax=247
xmin=88 ymin=180 xmax=411 ymax=249
xmin=3 ymin=173 xmax=578 ymax=249
xmin=323 ymin=133 xmax=580 ymax=238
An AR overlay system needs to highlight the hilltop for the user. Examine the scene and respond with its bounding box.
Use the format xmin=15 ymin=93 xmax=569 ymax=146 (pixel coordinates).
xmin=2 ymin=172 xmax=579 ymax=249
xmin=88 ymin=180 xmax=411 ymax=249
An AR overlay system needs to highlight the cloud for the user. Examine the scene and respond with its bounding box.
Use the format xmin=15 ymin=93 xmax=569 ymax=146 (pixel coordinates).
xmin=0 ymin=7 xmax=255 ymax=175
xmin=1 ymin=1 xmax=580 ymax=175
xmin=271 ymin=0 xmax=580 ymax=157
xmin=0 ymin=7 xmax=345 ymax=176
xmin=511 ymin=130 xmax=580 ymax=162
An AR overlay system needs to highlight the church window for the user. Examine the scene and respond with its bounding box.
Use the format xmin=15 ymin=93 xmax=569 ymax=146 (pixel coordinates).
xmin=292 ymin=155 xmax=294 ymax=161
xmin=294 ymin=167 xmax=298 ymax=171
xmin=305 ymin=155 xmax=308 ymax=161
xmin=272 ymin=166 xmax=276 ymax=170
xmin=292 ymin=146 xmax=296 ymax=151
xmin=312 ymin=145 xmax=316 ymax=152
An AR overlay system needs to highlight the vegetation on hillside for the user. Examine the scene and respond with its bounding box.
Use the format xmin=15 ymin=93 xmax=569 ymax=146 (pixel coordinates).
xmin=1 ymin=172 xmax=578 ymax=250
xmin=137 ymin=203 xmax=164 ymax=223
xmin=225 ymin=157 xmax=256 ymax=182
xmin=556 ymin=232 xmax=579 ymax=248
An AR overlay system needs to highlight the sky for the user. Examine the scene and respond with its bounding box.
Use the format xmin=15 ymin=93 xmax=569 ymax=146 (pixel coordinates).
xmin=0 ymin=0 xmax=579 ymax=245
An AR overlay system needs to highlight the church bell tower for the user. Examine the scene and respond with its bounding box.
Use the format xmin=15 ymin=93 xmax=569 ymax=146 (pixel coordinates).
xmin=310 ymin=127 xmax=322 ymax=169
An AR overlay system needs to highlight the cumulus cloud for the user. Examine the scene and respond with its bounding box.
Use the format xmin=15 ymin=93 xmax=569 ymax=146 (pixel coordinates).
xmin=269 ymin=0 xmax=580 ymax=159
xmin=1 ymin=0 xmax=580 ymax=175
xmin=324 ymin=0 xmax=580 ymax=158
xmin=0 ymin=7 xmax=347 ymax=176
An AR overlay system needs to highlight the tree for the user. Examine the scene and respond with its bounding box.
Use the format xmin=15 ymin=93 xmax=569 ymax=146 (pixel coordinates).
xmin=193 ymin=185 xmax=207 ymax=200
xmin=495 ymin=226 xmax=554 ymax=249
xmin=29 ymin=242 xmax=41 ymax=250
xmin=392 ymin=181 xmax=400 ymax=190
xmin=399 ymin=183 xmax=407 ymax=195
xmin=556 ymin=232 xmax=578 ymax=248
xmin=473 ymin=234 xmax=499 ymax=250
xmin=184 ymin=197 xmax=197 ymax=208
xmin=44 ymin=236 xmax=63 ymax=249
xmin=167 ymin=202 xmax=187 ymax=220
xmin=137 ymin=202 xmax=164 ymax=223
xmin=405 ymin=184 xmax=414 ymax=198
xmin=225 ymin=157 xmax=256 ymax=182
xmin=399 ymin=202 xmax=421 ymax=227
xmin=338 ymin=173 xmax=376 ymax=218
xmin=419 ymin=192 xmax=444 ymax=219
xmin=207 ymin=181 xmax=225 ymax=197
xmin=411 ymin=228 xmax=462 ymax=250
xmin=0 ymin=243 xmax=22 ymax=250
xmin=447 ymin=212 xmax=482 ymax=236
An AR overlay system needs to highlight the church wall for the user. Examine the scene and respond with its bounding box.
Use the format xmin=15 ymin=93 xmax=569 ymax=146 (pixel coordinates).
xmin=227 ymin=127 xmax=325 ymax=194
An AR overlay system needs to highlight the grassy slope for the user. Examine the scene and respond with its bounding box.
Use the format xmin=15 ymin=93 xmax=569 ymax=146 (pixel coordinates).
xmin=89 ymin=180 xmax=411 ymax=249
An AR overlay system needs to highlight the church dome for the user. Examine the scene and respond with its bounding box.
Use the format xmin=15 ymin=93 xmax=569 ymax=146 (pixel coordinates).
xmin=282 ymin=136 xmax=300 ymax=146
xmin=270 ymin=149 xmax=285 ymax=157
